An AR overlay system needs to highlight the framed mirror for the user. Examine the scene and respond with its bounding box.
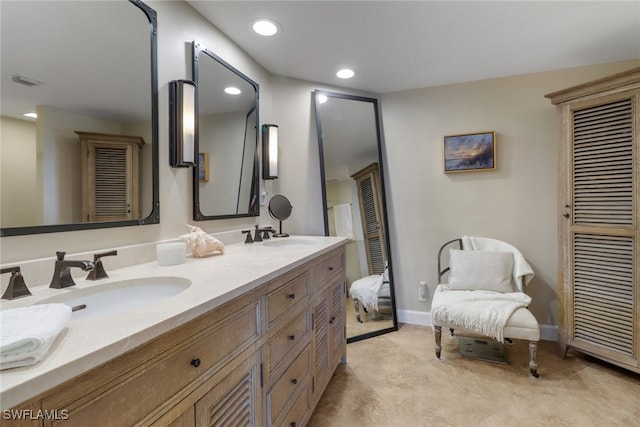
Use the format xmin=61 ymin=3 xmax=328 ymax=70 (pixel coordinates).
xmin=0 ymin=0 xmax=159 ymax=237
xmin=314 ymin=90 xmax=398 ymax=343
xmin=192 ymin=42 xmax=260 ymax=220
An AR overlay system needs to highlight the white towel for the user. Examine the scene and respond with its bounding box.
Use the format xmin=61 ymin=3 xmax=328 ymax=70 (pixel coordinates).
xmin=333 ymin=204 xmax=354 ymax=239
xmin=1 ymin=303 xmax=71 ymax=370
xmin=349 ymin=274 xmax=384 ymax=310
xmin=431 ymin=285 xmax=531 ymax=343
xmin=462 ymin=236 xmax=534 ymax=292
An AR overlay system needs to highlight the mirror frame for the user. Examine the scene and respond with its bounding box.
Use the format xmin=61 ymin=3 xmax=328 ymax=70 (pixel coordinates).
xmin=0 ymin=0 xmax=160 ymax=237
xmin=191 ymin=41 xmax=260 ymax=221
xmin=314 ymin=90 xmax=398 ymax=343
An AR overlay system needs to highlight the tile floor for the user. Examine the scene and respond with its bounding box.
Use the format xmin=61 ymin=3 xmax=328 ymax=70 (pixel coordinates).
xmin=308 ymin=323 xmax=640 ymax=427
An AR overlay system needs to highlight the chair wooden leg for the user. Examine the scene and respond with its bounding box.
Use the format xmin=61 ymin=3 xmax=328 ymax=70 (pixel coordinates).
xmin=528 ymin=341 xmax=539 ymax=378
xmin=434 ymin=326 xmax=442 ymax=359
xmin=353 ymin=298 xmax=363 ymax=323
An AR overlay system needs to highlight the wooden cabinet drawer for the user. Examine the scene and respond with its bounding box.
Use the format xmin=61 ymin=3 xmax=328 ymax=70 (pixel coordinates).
xmin=276 ymin=382 xmax=310 ymax=427
xmin=265 ymin=307 xmax=310 ymax=381
xmin=310 ymin=250 xmax=344 ymax=290
xmin=266 ymin=273 xmax=309 ymax=327
xmin=44 ymin=301 xmax=260 ymax=426
xmin=266 ymin=346 xmax=311 ymax=425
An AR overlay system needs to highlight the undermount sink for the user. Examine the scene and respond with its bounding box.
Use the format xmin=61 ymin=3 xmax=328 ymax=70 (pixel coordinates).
xmin=262 ymin=238 xmax=318 ymax=248
xmin=38 ymin=277 xmax=191 ymax=320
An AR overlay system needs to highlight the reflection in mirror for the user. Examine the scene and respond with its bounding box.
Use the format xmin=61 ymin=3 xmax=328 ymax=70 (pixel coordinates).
xmin=314 ymin=90 xmax=398 ymax=343
xmin=0 ymin=0 xmax=159 ymax=236
xmin=192 ymin=42 xmax=259 ymax=220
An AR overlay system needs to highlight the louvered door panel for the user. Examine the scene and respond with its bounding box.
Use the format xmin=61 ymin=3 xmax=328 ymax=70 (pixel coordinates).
xmin=566 ymin=90 xmax=638 ymax=367
xmin=94 ymin=146 xmax=130 ymax=220
xmin=195 ymin=352 xmax=261 ymax=427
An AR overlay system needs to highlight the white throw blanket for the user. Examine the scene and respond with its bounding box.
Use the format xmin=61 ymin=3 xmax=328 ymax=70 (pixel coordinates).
xmin=350 ymin=274 xmax=384 ymax=310
xmin=1 ymin=303 xmax=71 ymax=370
xmin=462 ymin=236 xmax=534 ymax=292
xmin=431 ymin=285 xmax=531 ymax=342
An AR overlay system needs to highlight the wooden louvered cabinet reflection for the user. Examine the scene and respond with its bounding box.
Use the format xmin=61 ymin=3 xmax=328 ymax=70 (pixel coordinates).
xmin=546 ymin=67 xmax=640 ymax=374
xmin=77 ymin=131 xmax=145 ymax=222
xmin=351 ymin=163 xmax=386 ymax=275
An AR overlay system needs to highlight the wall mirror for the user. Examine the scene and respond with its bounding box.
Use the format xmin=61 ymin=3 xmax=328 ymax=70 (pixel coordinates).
xmin=192 ymin=42 xmax=259 ymax=220
xmin=314 ymin=90 xmax=398 ymax=343
xmin=0 ymin=0 xmax=159 ymax=237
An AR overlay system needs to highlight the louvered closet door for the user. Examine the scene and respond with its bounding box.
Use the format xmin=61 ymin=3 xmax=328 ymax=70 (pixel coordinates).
xmin=84 ymin=142 xmax=136 ymax=222
xmin=354 ymin=167 xmax=387 ymax=275
xmin=565 ymin=90 xmax=638 ymax=367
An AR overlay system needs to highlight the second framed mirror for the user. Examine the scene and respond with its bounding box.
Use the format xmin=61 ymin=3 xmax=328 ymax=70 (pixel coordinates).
xmin=314 ymin=90 xmax=398 ymax=343
xmin=192 ymin=41 xmax=259 ymax=220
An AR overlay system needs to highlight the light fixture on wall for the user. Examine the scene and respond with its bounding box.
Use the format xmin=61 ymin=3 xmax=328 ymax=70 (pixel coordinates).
xmin=262 ymin=124 xmax=278 ymax=179
xmin=169 ymin=79 xmax=197 ymax=167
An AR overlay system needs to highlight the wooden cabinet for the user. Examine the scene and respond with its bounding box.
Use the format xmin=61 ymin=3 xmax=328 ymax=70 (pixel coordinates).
xmin=351 ymin=163 xmax=386 ymax=275
xmin=3 ymin=245 xmax=346 ymax=427
xmin=77 ymin=131 xmax=145 ymax=222
xmin=546 ymin=67 xmax=640 ymax=374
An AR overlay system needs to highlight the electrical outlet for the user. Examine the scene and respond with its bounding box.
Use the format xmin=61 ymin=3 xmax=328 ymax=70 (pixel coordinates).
xmin=418 ymin=281 xmax=428 ymax=302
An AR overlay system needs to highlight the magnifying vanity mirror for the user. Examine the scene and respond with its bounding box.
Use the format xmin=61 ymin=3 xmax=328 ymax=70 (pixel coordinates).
xmin=0 ymin=0 xmax=159 ymax=237
xmin=314 ymin=90 xmax=398 ymax=343
xmin=268 ymin=195 xmax=293 ymax=237
xmin=191 ymin=42 xmax=260 ymax=220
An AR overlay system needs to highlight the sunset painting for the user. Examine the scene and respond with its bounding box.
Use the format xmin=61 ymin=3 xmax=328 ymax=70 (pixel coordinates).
xmin=444 ymin=131 xmax=496 ymax=172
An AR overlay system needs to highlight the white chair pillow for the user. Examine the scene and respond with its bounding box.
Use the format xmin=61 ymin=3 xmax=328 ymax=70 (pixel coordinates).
xmin=448 ymin=249 xmax=514 ymax=293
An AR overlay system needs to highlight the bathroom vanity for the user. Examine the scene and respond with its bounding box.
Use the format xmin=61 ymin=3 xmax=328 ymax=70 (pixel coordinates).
xmin=0 ymin=236 xmax=346 ymax=426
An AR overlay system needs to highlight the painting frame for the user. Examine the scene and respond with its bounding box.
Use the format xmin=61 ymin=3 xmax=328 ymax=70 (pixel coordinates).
xmin=198 ymin=152 xmax=209 ymax=181
xmin=443 ymin=131 xmax=496 ymax=173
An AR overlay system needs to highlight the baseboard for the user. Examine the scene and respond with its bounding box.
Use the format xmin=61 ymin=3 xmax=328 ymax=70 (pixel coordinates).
xmin=396 ymin=309 xmax=559 ymax=341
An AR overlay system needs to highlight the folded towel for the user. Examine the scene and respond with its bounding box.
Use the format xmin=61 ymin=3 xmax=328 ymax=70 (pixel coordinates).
xmin=1 ymin=303 xmax=71 ymax=370
xmin=431 ymin=285 xmax=531 ymax=342
xmin=350 ymin=274 xmax=384 ymax=310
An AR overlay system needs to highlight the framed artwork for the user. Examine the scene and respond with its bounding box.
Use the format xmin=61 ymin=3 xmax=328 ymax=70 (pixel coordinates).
xmin=444 ymin=131 xmax=496 ymax=173
xmin=198 ymin=152 xmax=209 ymax=181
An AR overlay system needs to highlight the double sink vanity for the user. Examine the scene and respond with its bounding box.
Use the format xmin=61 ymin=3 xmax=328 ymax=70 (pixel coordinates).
xmin=1 ymin=235 xmax=347 ymax=426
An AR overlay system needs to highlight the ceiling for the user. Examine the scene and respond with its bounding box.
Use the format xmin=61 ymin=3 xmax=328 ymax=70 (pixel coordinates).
xmin=187 ymin=1 xmax=640 ymax=94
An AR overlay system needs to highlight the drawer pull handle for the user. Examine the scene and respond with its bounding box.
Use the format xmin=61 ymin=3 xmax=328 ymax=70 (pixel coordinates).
xmin=329 ymin=316 xmax=336 ymax=324
xmin=190 ymin=358 xmax=201 ymax=368
xmin=291 ymin=378 xmax=298 ymax=385
xmin=290 ymin=423 xmax=297 ymax=427
xmin=328 ymin=266 xmax=334 ymax=271
xmin=288 ymin=335 xmax=296 ymax=341
xmin=288 ymin=293 xmax=295 ymax=299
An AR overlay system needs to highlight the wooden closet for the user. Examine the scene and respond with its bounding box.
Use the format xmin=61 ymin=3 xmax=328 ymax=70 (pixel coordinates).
xmin=76 ymin=131 xmax=145 ymax=222
xmin=546 ymin=67 xmax=639 ymax=373
xmin=351 ymin=163 xmax=386 ymax=275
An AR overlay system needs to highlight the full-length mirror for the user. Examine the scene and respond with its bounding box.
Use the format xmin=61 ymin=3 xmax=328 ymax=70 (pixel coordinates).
xmin=314 ymin=90 xmax=398 ymax=343
xmin=192 ymin=42 xmax=259 ymax=220
xmin=0 ymin=0 xmax=159 ymax=237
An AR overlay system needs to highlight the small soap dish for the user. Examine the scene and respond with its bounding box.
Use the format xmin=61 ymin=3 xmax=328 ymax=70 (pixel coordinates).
xmin=156 ymin=242 xmax=186 ymax=266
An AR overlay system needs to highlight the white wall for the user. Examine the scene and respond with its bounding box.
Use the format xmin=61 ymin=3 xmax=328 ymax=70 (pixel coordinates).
xmin=380 ymin=59 xmax=640 ymax=326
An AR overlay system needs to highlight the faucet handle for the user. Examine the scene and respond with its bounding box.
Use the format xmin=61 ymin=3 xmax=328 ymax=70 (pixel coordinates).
xmin=87 ymin=250 xmax=118 ymax=281
xmin=242 ymin=230 xmax=253 ymax=244
xmin=253 ymin=225 xmax=263 ymax=242
xmin=56 ymin=251 xmax=66 ymax=261
xmin=1 ymin=266 xmax=32 ymax=300
xmin=261 ymin=226 xmax=275 ymax=240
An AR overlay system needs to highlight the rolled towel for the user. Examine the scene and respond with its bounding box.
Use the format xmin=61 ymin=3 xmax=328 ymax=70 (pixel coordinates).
xmin=1 ymin=303 xmax=71 ymax=370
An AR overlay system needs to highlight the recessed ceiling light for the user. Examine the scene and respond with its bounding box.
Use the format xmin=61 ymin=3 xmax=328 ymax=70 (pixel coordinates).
xmin=317 ymin=95 xmax=328 ymax=104
xmin=252 ymin=19 xmax=279 ymax=36
xmin=23 ymin=112 xmax=37 ymax=119
xmin=225 ymin=87 xmax=241 ymax=95
xmin=336 ymin=69 xmax=355 ymax=79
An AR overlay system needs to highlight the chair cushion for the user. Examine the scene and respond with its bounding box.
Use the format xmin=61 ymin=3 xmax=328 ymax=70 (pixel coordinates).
xmin=448 ymin=249 xmax=514 ymax=293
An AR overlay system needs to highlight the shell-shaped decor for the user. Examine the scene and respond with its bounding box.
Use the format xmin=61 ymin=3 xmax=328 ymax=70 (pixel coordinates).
xmin=182 ymin=224 xmax=225 ymax=258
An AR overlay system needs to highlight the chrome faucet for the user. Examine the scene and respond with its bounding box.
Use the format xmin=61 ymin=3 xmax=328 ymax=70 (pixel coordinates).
xmin=50 ymin=251 xmax=94 ymax=289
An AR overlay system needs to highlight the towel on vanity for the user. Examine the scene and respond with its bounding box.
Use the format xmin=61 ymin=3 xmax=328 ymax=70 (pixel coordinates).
xmin=1 ymin=303 xmax=71 ymax=370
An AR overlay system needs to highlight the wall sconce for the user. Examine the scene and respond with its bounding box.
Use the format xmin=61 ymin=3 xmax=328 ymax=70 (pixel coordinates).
xmin=169 ymin=79 xmax=196 ymax=167
xmin=262 ymin=124 xmax=278 ymax=179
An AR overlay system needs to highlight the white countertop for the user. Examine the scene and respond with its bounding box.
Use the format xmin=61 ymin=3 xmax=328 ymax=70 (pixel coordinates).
xmin=0 ymin=235 xmax=347 ymax=410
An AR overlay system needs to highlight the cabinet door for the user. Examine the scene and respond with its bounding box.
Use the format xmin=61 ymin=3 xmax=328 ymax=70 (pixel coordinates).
xmin=195 ymin=351 xmax=262 ymax=427
xmin=561 ymin=90 xmax=638 ymax=368
xmin=312 ymin=279 xmax=346 ymax=404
